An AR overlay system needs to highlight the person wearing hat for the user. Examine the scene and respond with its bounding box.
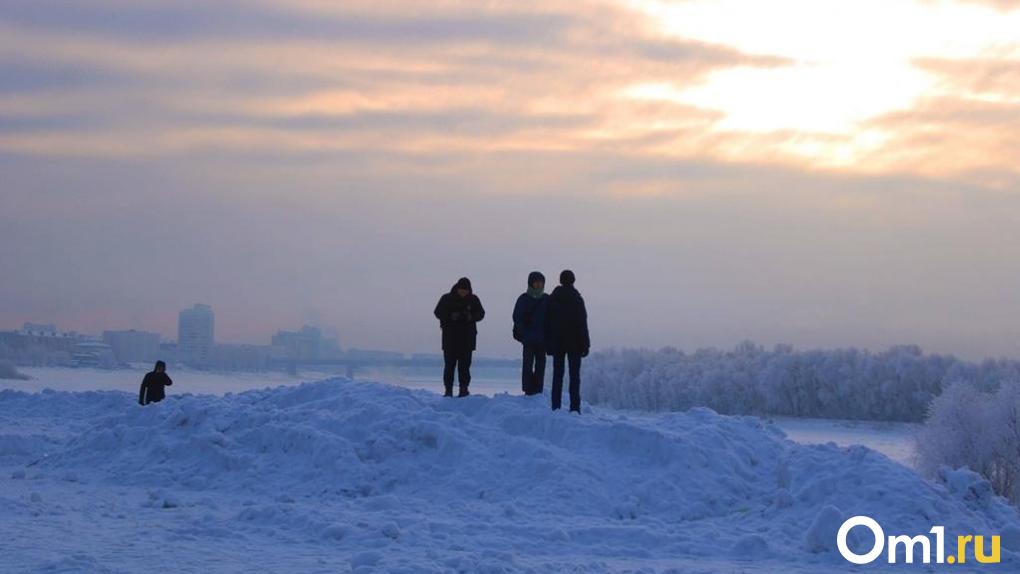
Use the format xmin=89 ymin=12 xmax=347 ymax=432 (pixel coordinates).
xmin=512 ymin=271 xmax=549 ymax=396
xmin=138 ymin=360 xmax=173 ymax=405
xmin=433 ymin=277 xmax=485 ymax=397
xmin=545 ymin=269 xmax=590 ymax=412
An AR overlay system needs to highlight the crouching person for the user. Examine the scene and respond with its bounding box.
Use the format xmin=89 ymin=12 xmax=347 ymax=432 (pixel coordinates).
xmin=139 ymin=360 xmax=173 ymax=405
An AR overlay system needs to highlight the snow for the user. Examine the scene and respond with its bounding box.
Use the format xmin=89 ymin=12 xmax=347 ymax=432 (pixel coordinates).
xmin=11 ymin=364 xmax=525 ymax=397
xmin=1 ymin=377 xmax=1018 ymax=572
xmin=3 ymin=367 xmax=925 ymax=468
xmin=803 ymin=505 xmax=845 ymax=554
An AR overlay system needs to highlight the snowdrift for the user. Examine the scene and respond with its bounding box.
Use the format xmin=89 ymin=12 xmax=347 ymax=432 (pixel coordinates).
xmin=1 ymin=378 xmax=1018 ymax=573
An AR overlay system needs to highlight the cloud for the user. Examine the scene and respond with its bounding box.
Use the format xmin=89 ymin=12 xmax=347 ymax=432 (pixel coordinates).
xmin=0 ymin=0 xmax=570 ymax=43
xmin=951 ymin=0 xmax=1020 ymax=10
xmin=851 ymin=56 xmax=1020 ymax=185
xmin=0 ymin=59 xmax=126 ymax=93
xmin=915 ymin=56 xmax=1020 ymax=98
xmin=0 ymin=0 xmax=789 ymax=162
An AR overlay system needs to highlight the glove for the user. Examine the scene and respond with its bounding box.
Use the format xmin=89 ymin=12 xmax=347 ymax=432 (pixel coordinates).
xmin=451 ymin=312 xmax=461 ymax=321
xmin=581 ymin=348 xmax=589 ymax=358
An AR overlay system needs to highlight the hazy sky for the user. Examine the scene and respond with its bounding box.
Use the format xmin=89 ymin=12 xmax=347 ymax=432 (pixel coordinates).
xmin=2 ymin=0 xmax=1019 ymax=359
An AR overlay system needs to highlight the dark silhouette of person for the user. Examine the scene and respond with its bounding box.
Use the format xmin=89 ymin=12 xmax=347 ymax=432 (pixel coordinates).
xmin=434 ymin=277 xmax=485 ymax=397
xmin=513 ymin=271 xmax=549 ymax=396
xmin=139 ymin=360 xmax=173 ymax=405
xmin=545 ymin=270 xmax=590 ymax=412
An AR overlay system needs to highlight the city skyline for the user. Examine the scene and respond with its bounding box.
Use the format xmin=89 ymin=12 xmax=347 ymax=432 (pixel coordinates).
xmin=0 ymin=304 xmax=442 ymax=371
xmin=2 ymin=305 xmax=417 ymax=358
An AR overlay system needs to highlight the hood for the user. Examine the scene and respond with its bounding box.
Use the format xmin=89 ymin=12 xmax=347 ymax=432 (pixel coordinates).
xmin=450 ymin=277 xmax=472 ymax=294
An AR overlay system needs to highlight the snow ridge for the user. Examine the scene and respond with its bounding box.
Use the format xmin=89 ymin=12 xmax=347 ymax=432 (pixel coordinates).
xmin=1 ymin=379 xmax=1018 ymax=572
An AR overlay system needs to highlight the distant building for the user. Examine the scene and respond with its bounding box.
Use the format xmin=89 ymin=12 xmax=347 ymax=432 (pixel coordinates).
xmin=318 ymin=328 xmax=341 ymax=358
xmin=271 ymin=325 xmax=339 ymax=360
xmin=159 ymin=342 xmax=178 ymax=366
xmin=102 ymin=329 xmax=161 ymax=364
xmin=0 ymin=324 xmax=79 ymax=366
xmin=72 ymin=341 xmax=116 ymax=368
xmin=21 ymin=323 xmax=58 ymax=336
xmin=211 ymin=344 xmax=270 ymax=371
xmin=178 ymin=304 xmax=214 ymax=368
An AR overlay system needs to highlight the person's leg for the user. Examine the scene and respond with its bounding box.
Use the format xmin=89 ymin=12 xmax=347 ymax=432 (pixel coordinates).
xmin=442 ymin=350 xmax=455 ymax=396
xmin=551 ymin=352 xmax=565 ymax=410
xmin=457 ymin=351 xmax=472 ymax=396
xmin=567 ymin=352 xmax=582 ymax=412
xmin=534 ymin=345 xmax=546 ymax=394
xmin=521 ymin=345 xmax=534 ymax=395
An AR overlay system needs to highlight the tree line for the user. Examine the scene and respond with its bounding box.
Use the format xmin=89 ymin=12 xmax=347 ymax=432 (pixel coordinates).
xmin=585 ymin=342 xmax=1020 ymax=422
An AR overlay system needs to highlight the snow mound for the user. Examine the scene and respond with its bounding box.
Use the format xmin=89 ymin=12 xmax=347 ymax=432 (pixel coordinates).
xmin=1 ymin=379 xmax=1018 ymax=572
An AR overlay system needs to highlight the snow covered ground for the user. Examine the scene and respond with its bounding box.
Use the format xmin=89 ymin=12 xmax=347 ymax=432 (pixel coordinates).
xmin=10 ymin=367 xmax=920 ymax=465
xmin=11 ymin=365 xmax=525 ymax=398
xmin=2 ymin=377 xmax=1018 ymax=573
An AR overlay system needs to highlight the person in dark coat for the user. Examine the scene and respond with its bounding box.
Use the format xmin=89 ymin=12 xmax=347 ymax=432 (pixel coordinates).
xmin=434 ymin=277 xmax=485 ymax=397
xmin=545 ymin=269 xmax=590 ymax=412
xmin=139 ymin=360 xmax=173 ymax=405
xmin=512 ymin=271 xmax=549 ymax=396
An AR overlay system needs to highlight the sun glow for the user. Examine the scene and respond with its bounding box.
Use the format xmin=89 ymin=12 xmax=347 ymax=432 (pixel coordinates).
xmin=622 ymin=0 xmax=1020 ymax=165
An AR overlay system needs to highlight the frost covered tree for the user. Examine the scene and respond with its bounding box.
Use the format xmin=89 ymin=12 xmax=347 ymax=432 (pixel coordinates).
xmin=586 ymin=343 xmax=1020 ymax=422
xmin=916 ymin=380 xmax=1020 ymax=505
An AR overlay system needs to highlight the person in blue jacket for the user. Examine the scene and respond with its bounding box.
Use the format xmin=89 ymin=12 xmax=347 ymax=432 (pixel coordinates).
xmin=512 ymin=271 xmax=549 ymax=395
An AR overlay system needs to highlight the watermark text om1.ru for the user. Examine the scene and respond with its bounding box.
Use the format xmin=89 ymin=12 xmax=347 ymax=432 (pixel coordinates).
xmin=838 ymin=516 xmax=999 ymax=565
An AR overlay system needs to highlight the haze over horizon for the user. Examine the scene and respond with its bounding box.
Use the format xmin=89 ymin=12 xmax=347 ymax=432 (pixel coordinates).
xmin=3 ymin=0 xmax=1020 ymax=360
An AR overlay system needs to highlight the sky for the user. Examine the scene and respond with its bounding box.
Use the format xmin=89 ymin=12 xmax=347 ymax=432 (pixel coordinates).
xmin=2 ymin=0 xmax=1019 ymax=359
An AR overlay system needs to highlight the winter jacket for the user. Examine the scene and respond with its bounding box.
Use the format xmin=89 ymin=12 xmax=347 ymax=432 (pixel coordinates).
xmin=512 ymin=292 xmax=549 ymax=346
xmin=545 ymin=285 xmax=590 ymax=355
xmin=434 ymin=287 xmax=485 ymax=352
xmin=139 ymin=371 xmax=173 ymax=405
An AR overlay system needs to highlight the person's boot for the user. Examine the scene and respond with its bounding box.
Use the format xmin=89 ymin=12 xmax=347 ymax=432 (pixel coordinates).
xmin=458 ymin=386 xmax=470 ymax=398
xmin=443 ymin=385 xmax=453 ymax=398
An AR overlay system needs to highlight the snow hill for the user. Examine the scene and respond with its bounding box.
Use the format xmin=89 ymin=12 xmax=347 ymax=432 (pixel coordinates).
xmin=1 ymin=378 xmax=1018 ymax=573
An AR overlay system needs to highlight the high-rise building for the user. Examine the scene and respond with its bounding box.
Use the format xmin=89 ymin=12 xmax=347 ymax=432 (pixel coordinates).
xmin=178 ymin=304 xmax=214 ymax=368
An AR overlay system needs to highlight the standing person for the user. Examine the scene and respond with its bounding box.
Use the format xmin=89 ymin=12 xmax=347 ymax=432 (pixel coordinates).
xmin=512 ymin=271 xmax=549 ymax=396
xmin=545 ymin=269 xmax=590 ymax=412
xmin=138 ymin=360 xmax=173 ymax=405
xmin=434 ymin=277 xmax=485 ymax=397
